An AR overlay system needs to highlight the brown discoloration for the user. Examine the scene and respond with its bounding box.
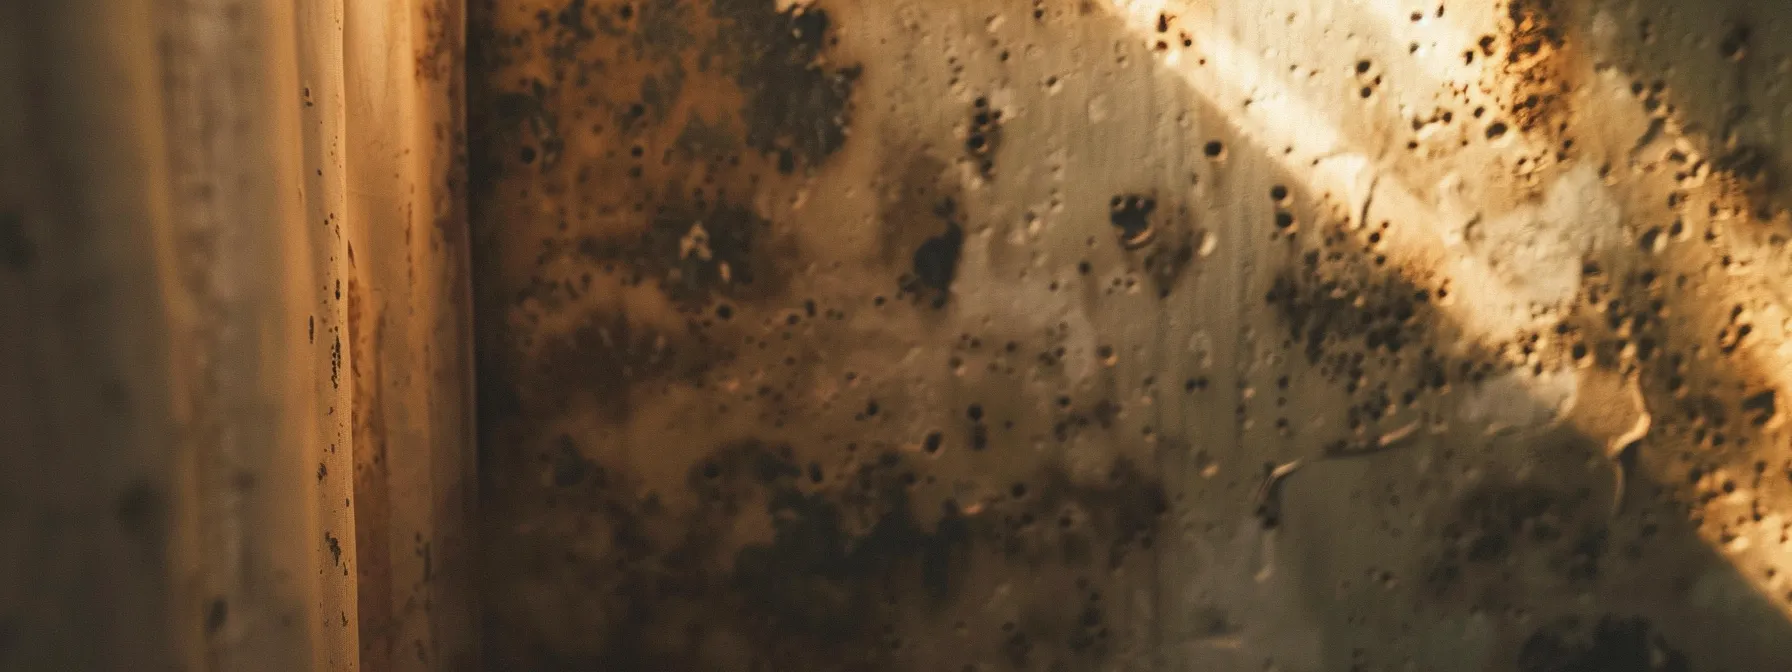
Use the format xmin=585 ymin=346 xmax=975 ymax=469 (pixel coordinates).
xmin=530 ymin=309 xmax=712 ymax=424
xmin=484 ymin=434 xmax=1166 ymax=670
xmin=416 ymin=0 xmax=460 ymax=83
xmin=1499 ymin=0 xmax=1573 ymax=135
xmin=465 ymin=0 xmax=1792 ymax=670
xmin=1423 ymin=479 xmax=1608 ymax=605
xmin=573 ymin=192 xmax=800 ymax=308
xmin=349 ymin=278 xmax=395 ymax=671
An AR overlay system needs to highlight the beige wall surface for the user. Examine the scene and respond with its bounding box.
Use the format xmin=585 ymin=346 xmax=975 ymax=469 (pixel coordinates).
xmin=467 ymin=0 xmax=1792 ymax=670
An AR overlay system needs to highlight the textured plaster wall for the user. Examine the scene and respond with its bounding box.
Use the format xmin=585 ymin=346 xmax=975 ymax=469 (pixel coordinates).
xmin=468 ymin=0 xmax=1792 ymax=669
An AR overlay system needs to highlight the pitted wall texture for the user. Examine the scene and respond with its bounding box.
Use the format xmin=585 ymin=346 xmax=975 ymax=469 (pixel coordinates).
xmin=468 ymin=0 xmax=1792 ymax=670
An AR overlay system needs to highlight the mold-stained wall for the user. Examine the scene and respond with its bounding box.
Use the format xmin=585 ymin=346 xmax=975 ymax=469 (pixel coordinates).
xmin=15 ymin=0 xmax=1792 ymax=670
xmin=468 ymin=0 xmax=1792 ymax=669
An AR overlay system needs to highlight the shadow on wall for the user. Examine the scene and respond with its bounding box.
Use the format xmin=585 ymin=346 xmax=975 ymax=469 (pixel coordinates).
xmin=466 ymin=0 xmax=1792 ymax=670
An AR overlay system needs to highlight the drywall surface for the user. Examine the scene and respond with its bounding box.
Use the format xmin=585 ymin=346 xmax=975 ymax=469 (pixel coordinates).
xmin=469 ymin=0 xmax=1792 ymax=669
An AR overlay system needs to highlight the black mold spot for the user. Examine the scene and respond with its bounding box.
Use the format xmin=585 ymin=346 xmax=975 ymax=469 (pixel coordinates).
xmin=324 ymin=532 xmax=343 ymax=566
xmin=906 ymin=199 xmax=965 ymax=308
xmin=1742 ymin=388 xmax=1777 ymax=427
xmin=966 ymin=98 xmax=1003 ymax=177
xmin=1719 ymin=20 xmax=1750 ymax=61
xmin=1108 ymin=194 xmax=1156 ymax=249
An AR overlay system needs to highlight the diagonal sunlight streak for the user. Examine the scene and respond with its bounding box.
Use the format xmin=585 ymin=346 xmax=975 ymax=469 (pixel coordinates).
xmin=1103 ymin=0 xmax=1571 ymax=368
xmin=1102 ymin=0 xmax=1792 ymax=617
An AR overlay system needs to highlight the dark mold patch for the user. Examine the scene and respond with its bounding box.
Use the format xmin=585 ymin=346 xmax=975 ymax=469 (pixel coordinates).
xmin=576 ymin=192 xmax=793 ymax=308
xmin=984 ymin=458 xmax=1168 ymax=570
xmin=904 ymin=201 xmax=964 ymax=309
xmin=1266 ymin=265 xmax=1428 ymax=369
xmin=879 ymin=151 xmax=966 ymax=308
xmin=1712 ymin=141 xmax=1781 ymax=205
xmin=490 ymin=438 xmax=1167 ymax=670
xmin=1143 ymin=233 xmax=1196 ymax=299
xmin=1517 ymin=615 xmax=1689 ymax=672
xmin=1107 ymin=194 xmax=1157 ymax=249
xmin=533 ymin=309 xmax=721 ymax=424
xmin=1717 ymin=19 xmax=1750 ymax=62
xmin=709 ymin=0 xmax=861 ymax=172
xmin=1425 ymin=481 xmax=1610 ymax=604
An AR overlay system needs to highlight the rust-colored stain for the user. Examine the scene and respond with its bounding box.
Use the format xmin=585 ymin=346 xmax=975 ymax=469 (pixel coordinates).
xmin=350 ymin=276 xmax=397 ymax=671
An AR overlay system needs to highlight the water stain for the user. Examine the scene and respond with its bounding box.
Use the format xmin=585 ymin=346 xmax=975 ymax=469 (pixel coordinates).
xmin=489 ymin=438 xmax=1166 ymax=670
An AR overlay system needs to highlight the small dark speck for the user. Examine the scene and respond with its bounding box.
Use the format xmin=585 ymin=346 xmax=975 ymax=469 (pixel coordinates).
xmin=114 ymin=481 xmax=167 ymax=544
xmin=206 ymin=599 xmax=228 ymax=634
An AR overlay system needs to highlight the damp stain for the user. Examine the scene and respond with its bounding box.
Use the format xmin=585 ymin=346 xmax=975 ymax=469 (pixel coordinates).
xmin=488 ymin=436 xmax=1167 ymax=670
